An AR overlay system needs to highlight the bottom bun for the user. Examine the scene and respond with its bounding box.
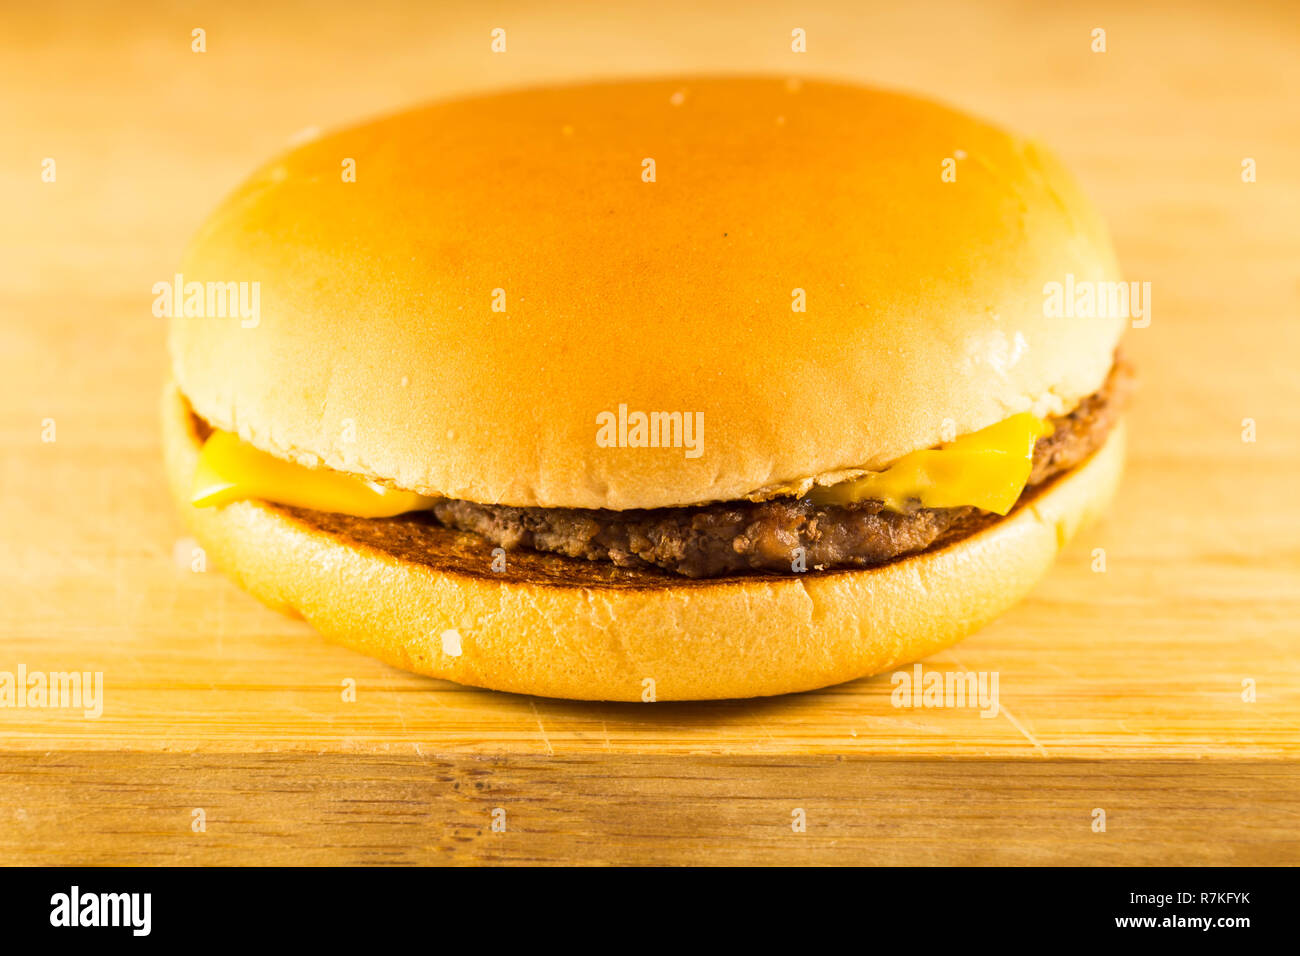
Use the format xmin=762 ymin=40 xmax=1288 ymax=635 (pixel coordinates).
xmin=162 ymin=382 xmax=1126 ymax=701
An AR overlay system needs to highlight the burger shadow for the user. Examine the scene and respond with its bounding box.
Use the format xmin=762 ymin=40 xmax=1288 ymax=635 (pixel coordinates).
xmin=480 ymin=679 xmax=885 ymax=731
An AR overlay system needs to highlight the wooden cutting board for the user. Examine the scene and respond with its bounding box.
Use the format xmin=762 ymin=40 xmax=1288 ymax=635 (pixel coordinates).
xmin=2 ymin=0 xmax=1297 ymax=865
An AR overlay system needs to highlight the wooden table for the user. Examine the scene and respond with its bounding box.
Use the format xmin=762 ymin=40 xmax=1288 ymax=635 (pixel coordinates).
xmin=2 ymin=0 xmax=1297 ymax=864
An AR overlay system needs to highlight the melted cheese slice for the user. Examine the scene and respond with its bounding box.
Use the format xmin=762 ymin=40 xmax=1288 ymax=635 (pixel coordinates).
xmin=192 ymin=430 xmax=437 ymax=518
xmin=805 ymin=412 xmax=1054 ymax=515
xmin=192 ymin=412 xmax=1053 ymax=518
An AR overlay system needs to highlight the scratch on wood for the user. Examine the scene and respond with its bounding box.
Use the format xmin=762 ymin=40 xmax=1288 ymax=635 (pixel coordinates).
xmin=999 ymin=703 xmax=1049 ymax=758
xmin=950 ymin=652 xmax=1048 ymax=758
xmin=530 ymin=701 xmax=554 ymax=756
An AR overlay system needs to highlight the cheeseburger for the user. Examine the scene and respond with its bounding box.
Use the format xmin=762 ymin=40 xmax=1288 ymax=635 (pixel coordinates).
xmin=163 ymin=76 xmax=1132 ymax=700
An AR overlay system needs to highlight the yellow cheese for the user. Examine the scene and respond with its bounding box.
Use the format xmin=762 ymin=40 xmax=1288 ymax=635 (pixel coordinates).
xmin=805 ymin=412 xmax=1054 ymax=515
xmin=192 ymin=412 xmax=1053 ymax=519
xmin=191 ymin=430 xmax=436 ymax=518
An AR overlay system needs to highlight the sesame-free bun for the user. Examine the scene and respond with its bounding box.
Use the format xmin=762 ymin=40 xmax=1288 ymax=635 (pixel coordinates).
xmin=169 ymin=76 xmax=1125 ymax=510
xmin=163 ymin=382 xmax=1125 ymax=701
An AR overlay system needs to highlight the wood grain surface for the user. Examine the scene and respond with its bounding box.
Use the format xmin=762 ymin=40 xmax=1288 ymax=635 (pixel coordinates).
xmin=1 ymin=0 xmax=1298 ymax=865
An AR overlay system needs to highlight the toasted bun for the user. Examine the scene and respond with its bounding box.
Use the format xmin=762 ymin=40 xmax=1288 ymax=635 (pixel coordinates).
xmin=169 ymin=76 xmax=1124 ymax=510
xmin=163 ymin=382 xmax=1125 ymax=701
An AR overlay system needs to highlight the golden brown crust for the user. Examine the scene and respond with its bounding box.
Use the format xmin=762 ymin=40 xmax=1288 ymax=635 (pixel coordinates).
xmin=169 ymin=75 xmax=1126 ymax=511
xmin=162 ymin=381 xmax=1127 ymax=700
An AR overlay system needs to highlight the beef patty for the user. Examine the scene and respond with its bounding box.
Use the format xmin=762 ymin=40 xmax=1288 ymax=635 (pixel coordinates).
xmin=426 ymin=358 xmax=1133 ymax=578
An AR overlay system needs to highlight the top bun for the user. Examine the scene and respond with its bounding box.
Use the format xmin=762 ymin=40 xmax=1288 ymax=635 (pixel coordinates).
xmin=170 ymin=76 xmax=1125 ymax=510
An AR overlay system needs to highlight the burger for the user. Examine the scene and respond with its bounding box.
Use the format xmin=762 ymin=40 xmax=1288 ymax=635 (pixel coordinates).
xmin=163 ymin=76 xmax=1132 ymax=701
